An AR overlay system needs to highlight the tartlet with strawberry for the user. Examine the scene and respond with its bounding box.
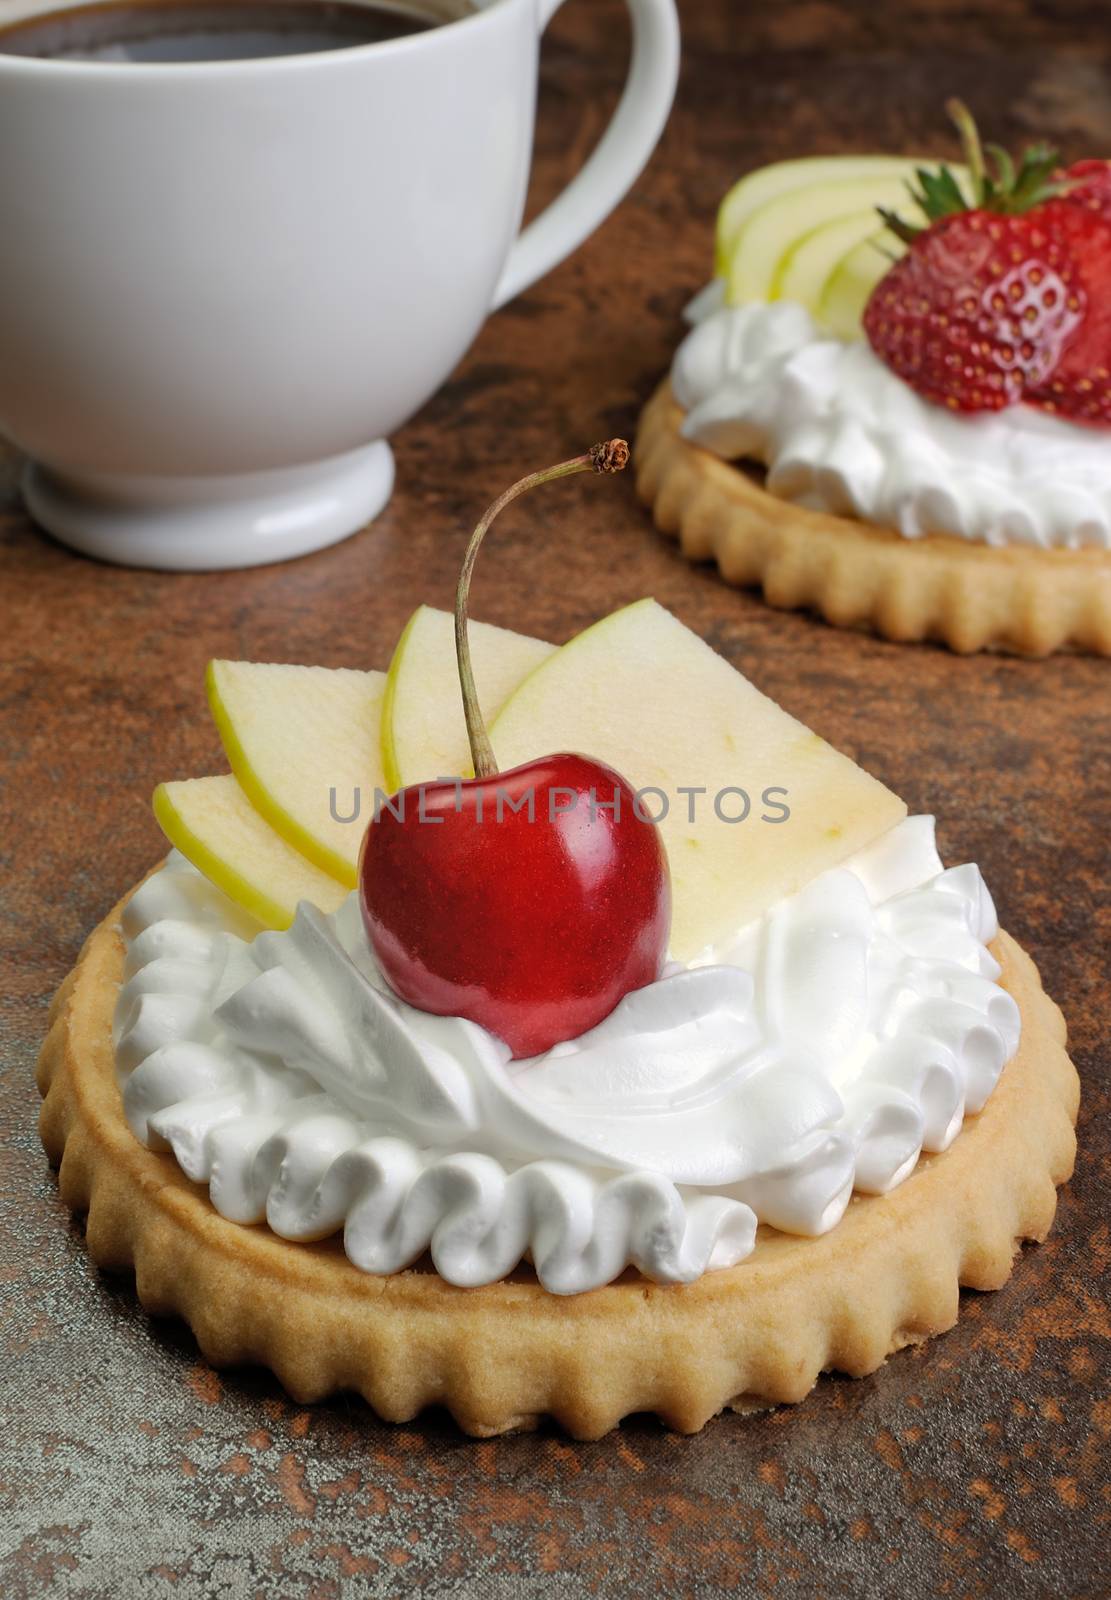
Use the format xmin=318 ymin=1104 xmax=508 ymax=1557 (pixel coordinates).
xmin=637 ymin=105 xmax=1111 ymax=654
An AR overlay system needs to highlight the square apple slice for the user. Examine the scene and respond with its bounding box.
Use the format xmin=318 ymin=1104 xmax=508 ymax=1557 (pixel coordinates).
xmin=382 ymin=606 xmax=555 ymax=791
xmin=207 ymin=661 xmax=387 ymax=887
xmin=153 ymin=775 xmax=348 ymax=930
xmin=489 ymin=599 xmax=906 ymax=961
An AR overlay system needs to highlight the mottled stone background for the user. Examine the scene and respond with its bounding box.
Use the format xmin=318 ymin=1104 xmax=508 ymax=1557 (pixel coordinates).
xmin=2 ymin=0 xmax=1109 ymax=1594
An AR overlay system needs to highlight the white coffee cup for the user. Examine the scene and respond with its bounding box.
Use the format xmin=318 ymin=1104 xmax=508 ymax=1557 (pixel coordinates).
xmin=0 ymin=0 xmax=678 ymax=569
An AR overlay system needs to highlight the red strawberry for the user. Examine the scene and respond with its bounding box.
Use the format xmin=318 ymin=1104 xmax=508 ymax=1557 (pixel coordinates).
xmin=1027 ymin=195 xmax=1111 ymax=425
xmin=1060 ymin=158 xmax=1111 ymax=222
xmin=863 ymin=102 xmax=1111 ymax=426
xmin=864 ymin=206 xmax=1087 ymax=412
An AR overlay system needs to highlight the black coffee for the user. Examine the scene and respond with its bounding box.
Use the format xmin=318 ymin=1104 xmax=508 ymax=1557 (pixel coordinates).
xmin=0 ymin=0 xmax=464 ymax=62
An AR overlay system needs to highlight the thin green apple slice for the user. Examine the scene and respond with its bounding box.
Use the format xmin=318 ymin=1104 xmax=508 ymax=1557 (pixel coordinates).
xmin=773 ymin=209 xmax=896 ymax=308
xmin=818 ymin=232 xmax=905 ymax=340
xmin=207 ymin=660 xmax=386 ymax=887
xmin=726 ymin=173 xmax=919 ymax=306
xmin=382 ymin=605 xmax=554 ymax=791
xmin=489 ymin=600 xmax=907 ymax=962
xmin=714 ymin=155 xmax=914 ymax=276
xmin=811 ymin=167 xmax=972 ymax=337
xmin=153 ymin=775 xmax=348 ymax=930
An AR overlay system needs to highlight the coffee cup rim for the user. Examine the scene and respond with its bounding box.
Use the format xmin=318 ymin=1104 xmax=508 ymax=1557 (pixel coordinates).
xmin=0 ymin=0 xmax=513 ymax=75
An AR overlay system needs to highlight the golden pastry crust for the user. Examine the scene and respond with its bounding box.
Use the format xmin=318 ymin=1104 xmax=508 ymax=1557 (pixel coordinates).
xmin=636 ymin=380 xmax=1111 ymax=657
xmin=38 ymin=884 xmax=1079 ymax=1440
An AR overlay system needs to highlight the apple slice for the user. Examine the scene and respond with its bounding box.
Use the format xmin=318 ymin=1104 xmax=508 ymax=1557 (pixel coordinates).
xmin=726 ymin=173 xmax=921 ymax=306
xmin=813 ymin=170 xmax=973 ymax=337
xmin=489 ymin=600 xmax=906 ymax=961
xmin=207 ymin=660 xmax=386 ymax=886
xmin=153 ymin=775 xmax=348 ymax=930
xmin=818 ymin=233 xmax=904 ymax=340
xmin=773 ymin=209 xmax=894 ymax=310
xmin=381 ymin=605 xmax=554 ymax=791
xmin=713 ymin=155 xmax=915 ymax=277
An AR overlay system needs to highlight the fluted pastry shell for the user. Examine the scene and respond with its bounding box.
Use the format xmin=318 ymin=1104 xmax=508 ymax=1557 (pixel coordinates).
xmin=37 ymin=881 xmax=1079 ymax=1440
xmin=636 ymin=380 xmax=1111 ymax=657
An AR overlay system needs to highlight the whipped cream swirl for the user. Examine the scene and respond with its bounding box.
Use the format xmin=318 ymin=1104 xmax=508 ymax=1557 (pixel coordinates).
xmin=673 ymin=299 xmax=1111 ymax=551
xmin=114 ymin=818 xmax=1018 ymax=1294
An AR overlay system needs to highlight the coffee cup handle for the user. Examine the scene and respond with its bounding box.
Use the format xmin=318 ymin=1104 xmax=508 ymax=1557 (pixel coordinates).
xmin=490 ymin=0 xmax=680 ymax=310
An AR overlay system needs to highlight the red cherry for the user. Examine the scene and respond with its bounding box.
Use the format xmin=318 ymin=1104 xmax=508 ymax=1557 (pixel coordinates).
xmin=359 ymin=438 xmax=672 ymax=1059
xmin=359 ymin=754 xmax=670 ymax=1058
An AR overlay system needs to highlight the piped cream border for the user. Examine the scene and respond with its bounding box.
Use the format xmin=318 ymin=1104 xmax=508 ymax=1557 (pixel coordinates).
xmin=38 ymin=882 xmax=1078 ymax=1439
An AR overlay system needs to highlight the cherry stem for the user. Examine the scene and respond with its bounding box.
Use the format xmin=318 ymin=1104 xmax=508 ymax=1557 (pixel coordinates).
xmin=455 ymin=439 xmax=630 ymax=781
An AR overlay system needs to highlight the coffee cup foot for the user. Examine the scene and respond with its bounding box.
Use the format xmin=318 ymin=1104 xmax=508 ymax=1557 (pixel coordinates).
xmin=22 ymin=441 xmax=396 ymax=571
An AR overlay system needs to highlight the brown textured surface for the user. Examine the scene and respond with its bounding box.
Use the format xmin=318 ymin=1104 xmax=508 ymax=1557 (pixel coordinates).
xmin=2 ymin=0 xmax=1110 ymax=1594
